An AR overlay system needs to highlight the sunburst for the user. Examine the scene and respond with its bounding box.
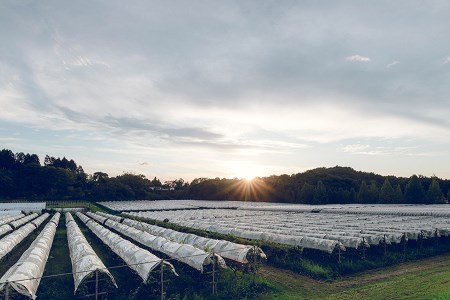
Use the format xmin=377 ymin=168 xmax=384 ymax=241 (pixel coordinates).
xmin=224 ymin=177 xmax=274 ymax=202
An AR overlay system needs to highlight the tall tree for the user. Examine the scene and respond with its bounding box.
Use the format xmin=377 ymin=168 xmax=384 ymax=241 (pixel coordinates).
xmin=24 ymin=153 xmax=40 ymax=165
xmin=92 ymin=172 xmax=109 ymax=182
xmin=0 ymin=149 xmax=16 ymax=169
xmin=393 ymin=184 xmax=404 ymax=203
xmin=358 ymin=181 xmax=369 ymax=203
xmin=151 ymin=177 xmax=162 ymax=187
xmin=299 ymin=182 xmax=315 ymax=204
xmin=379 ymin=179 xmax=395 ymax=204
xmin=427 ymin=177 xmax=444 ymax=204
xmin=313 ymin=181 xmax=328 ymax=204
xmin=404 ymin=175 xmax=426 ymax=204
xmin=44 ymin=155 xmax=55 ymax=167
xmin=368 ymin=181 xmax=379 ymax=203
xmin=349 ymin=187 xmax=357 ymax=203
xmin=0 ymin=169 xmax=14 ymax=197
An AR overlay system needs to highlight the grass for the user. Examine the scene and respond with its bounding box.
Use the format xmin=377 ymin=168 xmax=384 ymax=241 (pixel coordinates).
xmin=259 ymin=252 xmax=450 ymax=299
xmin=37 ymin=215 xmax=74 ymax=299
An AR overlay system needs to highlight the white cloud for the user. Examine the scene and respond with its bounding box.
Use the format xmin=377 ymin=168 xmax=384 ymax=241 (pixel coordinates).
xmin=63 ymin=56 xmax=110 ymax=68
xmin=342 ymin=143 xmax=370 ymax=154
xmin=386 ymin=60 xmax=400 ymax=68
xmin=346 ymin=55 xmax=371 ymax=62
xmin=444 ymin=57 xmax=450 ymax=64
xmin=341 ymin=143 xmax=418 ymax=156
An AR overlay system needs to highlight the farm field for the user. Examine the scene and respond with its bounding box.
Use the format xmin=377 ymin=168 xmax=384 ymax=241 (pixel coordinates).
xmin=260 ymin=253 xmax=450 ymax=299
xmin=2 ymin=200 xmax=450 ymax=299
xmin=0 ymin=202 xmax=271 ymax=299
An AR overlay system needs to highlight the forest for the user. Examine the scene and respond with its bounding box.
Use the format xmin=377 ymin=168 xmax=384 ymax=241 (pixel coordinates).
xmin=1 ymin=148 xmax=449 ymax=204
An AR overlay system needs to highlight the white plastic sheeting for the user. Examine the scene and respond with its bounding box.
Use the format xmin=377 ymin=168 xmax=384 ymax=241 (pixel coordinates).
xmin=103 ymin=217 xmax=225 ymax=272
xmin=98 ymin=200 xmax=198 ymax=212
xmin=0 ymin=213 xmax=49 ymax=260
xmin=0 ymin=224 xmax=13 ymax=237
xmin=0 ymin=202 xmax=46 ymax=213
xmin=85 ymin=211 xmax=108 ymax=224
xmin=54 ymin=207 xmax=85 ymax=212
xmin=97 ymin=212 xmax=123 ymax=223
xmin=0 ymin=214 xmax=25 ymax=226
xmin=125 ymin=211 xmax=345 ymax=253
xmin=125 ymin=208 xmax=450 ymax=253
xmin=0 ymin=213 xmax=60 ymax=299
xmin=97 ymin=200 xmax=279 ymax=212
xmin=0 ymin=210 xmax=22 ymax=217
xmin=66 ymin=213 xmax=117 ymax=294
xmin=30 ymin=214 xmax=50 ymax=228
xmin=99 ymin=212 xmax=265 ymax=264
xmin=76 ymin=212 xmax=176 ymax=282
xmin=185 ymin=221 xmax=345 ymax=254
xmin=10 ymin=213 xmax=39 ymax=229
xmin=240 ymin=203 xmax=450 ymax=217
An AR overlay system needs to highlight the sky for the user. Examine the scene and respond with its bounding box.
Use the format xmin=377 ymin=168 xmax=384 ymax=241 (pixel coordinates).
xmin=1 ymin=0 xmax=450 ymax=181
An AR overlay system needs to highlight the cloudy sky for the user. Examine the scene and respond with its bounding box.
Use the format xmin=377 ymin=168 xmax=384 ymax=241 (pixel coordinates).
xmin=1 ymin=0 xmax=450 ymax=181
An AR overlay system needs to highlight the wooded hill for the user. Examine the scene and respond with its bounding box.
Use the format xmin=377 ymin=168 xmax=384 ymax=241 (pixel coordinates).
xmin=1 ymin=148 xmax=449 ymax=204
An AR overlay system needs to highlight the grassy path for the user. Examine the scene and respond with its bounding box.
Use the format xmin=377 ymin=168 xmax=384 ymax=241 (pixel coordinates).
xmin=37 ymin=215 xmax=74 ymax=299
xmin=260 ymin=253 xmax=450 ymax=299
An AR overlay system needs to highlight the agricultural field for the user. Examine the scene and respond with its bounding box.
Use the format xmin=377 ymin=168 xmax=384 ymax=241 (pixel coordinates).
xmin=1 ymin=200 xmax=450 ymax=299
xmin=0 ymin=202 xmax=270 ymax=299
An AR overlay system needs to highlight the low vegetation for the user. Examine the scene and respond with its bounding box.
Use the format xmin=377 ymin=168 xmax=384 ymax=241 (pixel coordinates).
xmin=260 ymin=252 xmax=450 ymax=299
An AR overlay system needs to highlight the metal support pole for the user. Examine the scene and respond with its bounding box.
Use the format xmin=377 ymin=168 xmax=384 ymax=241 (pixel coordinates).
xmin=362 ymin=238 xmax=366 ymax=260
xmin=338 ymin=245 xmax=341 ymax=263
xmin=383 ymin=234 xmax=387 ymax=256
xmin=403 ymin=236 xmax=407 ymax=258
xmin=5 ymin=284 xmax=9 ymax=300
xmin=212 ymin=251 xmax=217 ymax=296
xmin=252 ymin=246 xmax=257 ymax=284
xmin=95 ymin=270 xmax=99 ymax=300
xmin=160 ymin=260 xmax=165 ymax=300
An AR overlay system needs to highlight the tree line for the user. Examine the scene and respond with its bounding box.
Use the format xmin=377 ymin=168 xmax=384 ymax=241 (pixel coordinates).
xmin=184 ymin=167 xmax=450 ymax=205
xmin=1 ymin=149 xmax=449 ymax=204
xmin=0 ymin=149 xmax=182 ymax=200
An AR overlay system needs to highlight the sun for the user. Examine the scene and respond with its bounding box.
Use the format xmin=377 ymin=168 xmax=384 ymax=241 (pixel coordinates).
xmin=222 ymin=161 xmax=276 ymax=201
xmin=244 ymin=177 xmax=255 ymax=184
xmin=237 ymin=172 xmax=258 ymax=182
xmin=223 ymin=174 xmax=274 ymax=202
xmin=243 ymin=175 xmax=257 ymax=182
xmin=229 ymin=162 xmax=262 ymax=181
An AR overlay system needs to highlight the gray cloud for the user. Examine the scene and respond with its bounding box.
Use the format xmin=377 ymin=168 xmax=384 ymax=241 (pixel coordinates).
xmin=101 ymin=115 xmax=224 ymax=141
xmin=2 ymin=0 xmax=450 ymax=179
xmin=3 ymin=1 xmax=450 ymax=112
